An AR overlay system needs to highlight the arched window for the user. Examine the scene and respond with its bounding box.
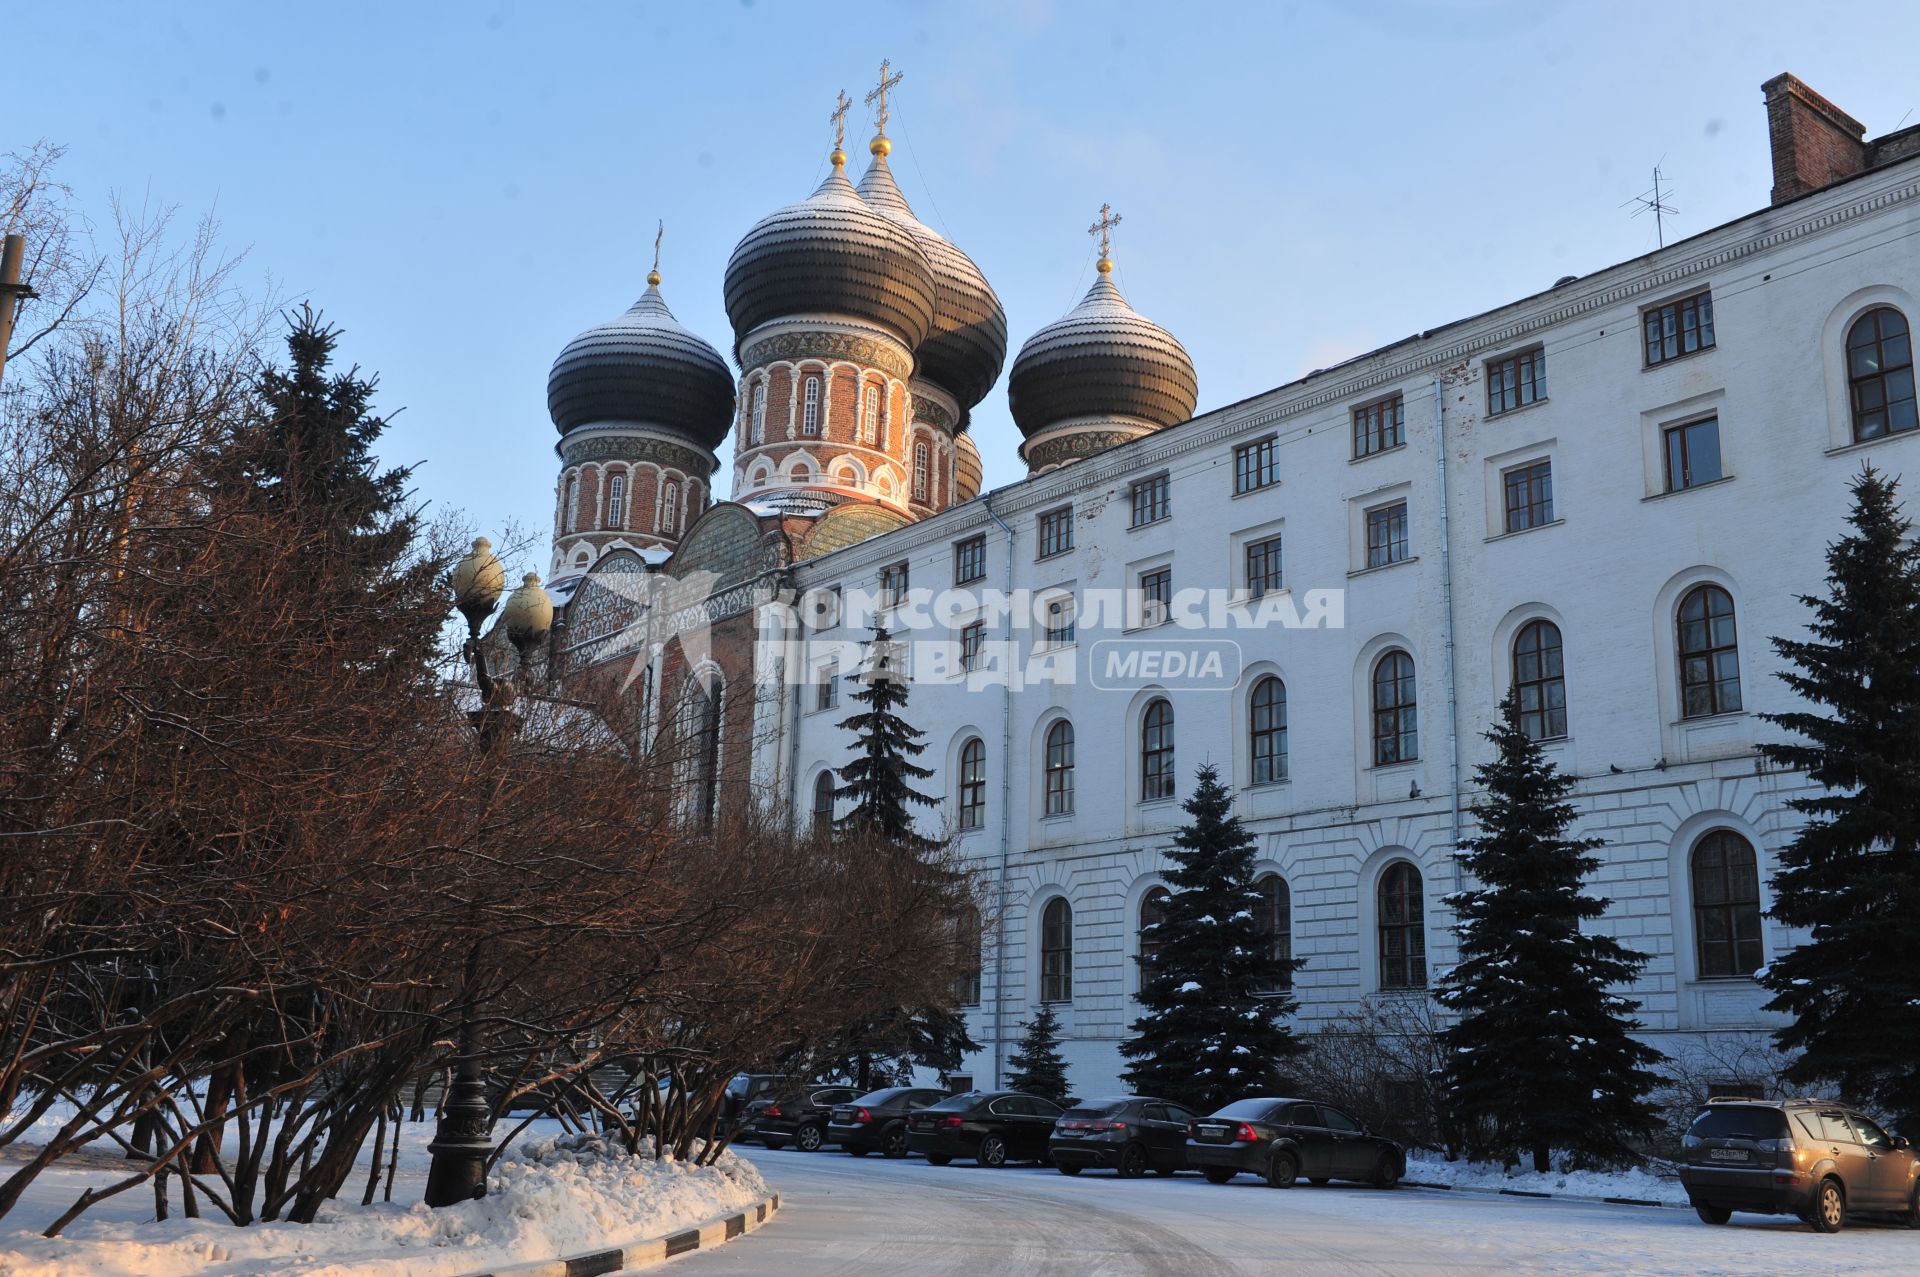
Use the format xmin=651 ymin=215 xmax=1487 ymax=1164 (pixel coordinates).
xmin=1378 ymin=862 xmax=1426 ymax=990
xmin=1250 ymin=676 xmax=1287 ymax=784
xmin=604 ymin=472 xmax=626 ymax=529
xmin=1253 ymin=873 xmax=1292 ymax=992
xmin=1040 ymin=897 xmax=1073 ymax=1003
xmin=802 ymin=375 xmax=821 ymax=437
xmin=957 ymin=737 xmax=986 ymax=831
xmin=1512 ymin=619 xmax=1567 ymax=741
xmin=1678 ymin=585 xmax=1741 ymax=718
xmin=1371 ymin=651 xmax=1417 ymax=765
xmin=811 ymin=770 xmax=835 ymax=835
xmin=660 ymin=481 xmax=680 ymax=534
xmin=684 ymin=677 xmax=721 ymax=831
xmin=1044 ymin=720 xmax=1075 ymax=815
xmin=913 ymin=441 xmax=930 ymax=501
xmin=864 ymin=384 xmax=883 ymax=447
xmin=1141 ymin=699 xmax=1176 ymax=802
xmin=792 ymin=464 xmax=812 ymax=484
xmin=562 ymin=472 xmax=579 ymax=534
xmin=1691 ymin=830 xmax=1763 ymax=979
xmin=750 ymin=382 xmax=767 ymax=444
xmin=1138 ymin=886 xmax=1170 ymax=970
xmin=953 ymin=905 xmax=982 ymax=1006
xmin=1847 ymin=307 xmax=1915 ymax=442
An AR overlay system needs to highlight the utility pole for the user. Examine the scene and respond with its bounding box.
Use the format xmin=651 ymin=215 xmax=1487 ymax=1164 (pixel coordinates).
xmin=0 ymin=234 xmax=35 ymax=390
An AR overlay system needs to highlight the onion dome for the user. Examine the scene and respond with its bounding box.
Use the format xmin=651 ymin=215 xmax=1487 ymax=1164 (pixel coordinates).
xmin=954 ymin=431 xmax=983 ymax=502
xmin=547 ymin=272 xmax=735 ymax=451
xmin=1008 ymin=255 xmax=1197 ymax=440
xmin=723 ymin=150 xmax=937 ymax=353
xmin=856 ymin=142 xmax=1007 ymax=412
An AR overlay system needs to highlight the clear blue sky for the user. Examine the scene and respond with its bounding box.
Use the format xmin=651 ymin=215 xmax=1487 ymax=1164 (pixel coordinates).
xmin=12 ymin=2 xmax=1918 ymax=565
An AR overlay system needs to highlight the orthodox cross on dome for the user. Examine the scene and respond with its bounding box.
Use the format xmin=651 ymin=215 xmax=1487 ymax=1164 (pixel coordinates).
xmin=865 ymin=58 xmax=903 ymax=137
xmin=1088 ymin=202 xmax=1122 ymax=271
xmin=647 ymin=220 xmax=664 ymax=287
xmin=829 ymin=89 xmax=852 ymax=157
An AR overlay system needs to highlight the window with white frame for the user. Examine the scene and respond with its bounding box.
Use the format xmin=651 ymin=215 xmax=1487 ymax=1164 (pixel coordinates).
xmin=802 ymin=375 xmax=820 ymax=436
xmin=604 ymin=472 xmax=626 ymax=529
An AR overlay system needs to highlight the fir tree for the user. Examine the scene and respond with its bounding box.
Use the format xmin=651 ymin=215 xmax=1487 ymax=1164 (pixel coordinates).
xmin=1437 ymin=695 xmax=1664 ymax=1172
xmin=1120 ymin=764 xmax=1302 ymax=1112
xmin=1006 ymin=1004 xmax=1073 ymax=1105
xmin=834 ymin=625 xmax=939 ymax=852
xmin=1759 ymin=465 xmax=1920 ymax=1132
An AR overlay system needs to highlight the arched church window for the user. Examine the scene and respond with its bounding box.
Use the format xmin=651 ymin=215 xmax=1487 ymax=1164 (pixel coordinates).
xmin=803 ymin=375 xmax=821 ymax=437
xmin=751 ymin=382 xmax=766 ymax=444
xmin=913 ymin=442 xmax=929 ymax=501
xmin=661 ymin=481 xmax=680 ymax=534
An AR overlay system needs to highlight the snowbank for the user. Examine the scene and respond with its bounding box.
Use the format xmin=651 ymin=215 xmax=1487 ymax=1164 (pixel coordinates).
xmin=1 ymin=1134 xmax=769 ymax=1277
xmin=1404 ymin=1151 xmax=1685 ymax=1205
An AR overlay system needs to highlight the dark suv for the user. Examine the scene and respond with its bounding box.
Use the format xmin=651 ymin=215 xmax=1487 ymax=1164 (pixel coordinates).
xmin=746 ymin=1084 xmax=860 ymax=1152
xmin=827 ymin=1086 xmax=949 ymax=1158
xmin=1679 ymin=1098 xmax=1919 ymax=1232
xmin=1047 ymin=1096 xmax=1201 ymax=1177
xmin=907 ymin=1091 xmax=1065 ymax=1167
xmin=720 ymin=1073 xmax=788 ymax=1131
xmin=1186 ymin=1097 xmax=1405 ymax=1188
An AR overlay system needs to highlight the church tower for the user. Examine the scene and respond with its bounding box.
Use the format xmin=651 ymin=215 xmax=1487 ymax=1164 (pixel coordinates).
xmin=545 ymin=235 xmax=736 ymax=578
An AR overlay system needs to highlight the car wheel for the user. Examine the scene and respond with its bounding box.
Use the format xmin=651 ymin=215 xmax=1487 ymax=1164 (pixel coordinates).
xmin=1372 ymin=1153 xmax=1401 ymax=1190
xmin=1202 ymin=1167 xmax=1236 ymax=1185
xmin=979 ymin=1134 xmax=1008 ymax=1168
xmin=1904 ymin=1183 xmax=1920 ymax=1230
xmin=882 ymin=1125 xmax=909 ymax=1159
xmin=1056 ymin=1162 xmax=1082 ymax=1176
xmin=1694 ymin=1204 xmax=1731 ymax=1226
xmin=796 ymin=1123 xmax=823 ymax=1153
xmin=1266 ymin=1150 xmax=1300 ymax=1188
xmin=1809 ymin=1177 xmax=1845 ymax=1233
xmin=925 ymin=1155 xmax=952 ymax=1166
xmin=1118 ymin=1143 xmax=1150 ymax=1179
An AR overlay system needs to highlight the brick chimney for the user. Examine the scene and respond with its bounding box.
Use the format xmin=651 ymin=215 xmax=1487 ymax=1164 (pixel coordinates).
xmin=1763 ymin=73 xmax=1868 ymax=206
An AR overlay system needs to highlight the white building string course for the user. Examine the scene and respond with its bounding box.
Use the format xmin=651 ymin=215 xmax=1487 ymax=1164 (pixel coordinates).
xmin=532 ymin=70 xmax=1920 ymax=1095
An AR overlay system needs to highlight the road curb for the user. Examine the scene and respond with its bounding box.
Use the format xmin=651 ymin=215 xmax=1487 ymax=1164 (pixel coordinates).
xmin=458 ymin=1190 xmax=780 ymax=1277
xmin=1403 ymin=1179 xmax=1682 ymax=1209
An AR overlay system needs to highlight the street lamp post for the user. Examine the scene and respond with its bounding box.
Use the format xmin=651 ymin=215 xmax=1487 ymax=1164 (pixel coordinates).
xmin=424 ymin=538 xmax=552 ymax=1208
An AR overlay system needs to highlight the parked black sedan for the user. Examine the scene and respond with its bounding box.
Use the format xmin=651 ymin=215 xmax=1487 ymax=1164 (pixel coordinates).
xmin=908 ymin=1091 xmax=1066 ymax=1167
xmin=1186 ymin=1097 xmax=1405 ymax=1188
xmin=827 ymin=1086 xmax=950 ymax=1158
xmin=746 ymin=1084 xmax=860 ymax=1151
xmin=1047 ymin=1096 xmax=1202 ymax=1177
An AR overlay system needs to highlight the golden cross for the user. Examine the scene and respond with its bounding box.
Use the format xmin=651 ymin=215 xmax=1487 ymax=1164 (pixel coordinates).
xmin=865 ymin=58 xmax=903 ymax=135
xmin=1088 ymin=202 xmax=1123 ymax=261
xmin=829 ymin=90 xmax=851 ymax=152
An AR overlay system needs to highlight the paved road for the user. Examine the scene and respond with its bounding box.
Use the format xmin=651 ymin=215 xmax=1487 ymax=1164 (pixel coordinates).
xmin=667 ymin=1145 xmax=1913 ymax=1276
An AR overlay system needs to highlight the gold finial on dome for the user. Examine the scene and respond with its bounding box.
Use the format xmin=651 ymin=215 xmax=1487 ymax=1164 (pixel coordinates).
xmin=1088 ymin=202 xmax=1123 ymax=273
xmin=647 ymin=219 xmax=664 ymax=287
xmin=865 ymin=57 xmax=903 ymax=155
xmin=829 ymin=89 xmax=852 ymax=168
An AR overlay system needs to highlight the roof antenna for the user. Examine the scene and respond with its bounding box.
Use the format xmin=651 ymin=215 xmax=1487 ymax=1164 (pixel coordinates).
xmin=1624 ymin=162 xmax=1678 ymax=248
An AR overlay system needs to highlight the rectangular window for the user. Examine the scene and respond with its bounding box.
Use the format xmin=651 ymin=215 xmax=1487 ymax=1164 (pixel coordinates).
xmin=1487 ymin=346 xmax=1547 ymax=416
xmin=953 ymin=534 xmax=987 ymax=586
xmin=604 ymin=473 xmax=626 ymax=529
xmin=1663 ymin=417 xmax=1723 ymax=492
xmin=1502 ymin=459 xmax=1555 ymax=532
xmin=1352 ymin=395 xmax=1405 ymax=458
xmin=1644 ymin=291 xmax=1716 ymax=366
xmin=1365 ymin=501 xmax=1410 ymax=568
xmin=1234 ymin=436 xmax=1280 ymax=494
xmin=1245 ymin=534 xmax=1284 ymax=598
xmin=1131 ymin=473 xmax=1170 ymax=526
xmin=815 ymin=662 xmax=838 ymax=712
xmin=1037 ymin=505 xmax=1074 ymax=558
xmin=1137 ymin=566 xmax=1172 ymax=628
xmin=879 ymin=561 xmax=909 ymax=609
xmin=1044 ymin=596 xmax=1076 ymax=648
xmin=958 ymin=620 xmax=985 ymax=672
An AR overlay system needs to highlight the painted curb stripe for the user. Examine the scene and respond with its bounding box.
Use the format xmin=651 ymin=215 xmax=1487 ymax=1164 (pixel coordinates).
xmin=1403 ymin=1179 xmax=1682 ymax=1209
xmin=456 ymin=1190 xmax=779 ymax=1277
xmin=564 ymin=1252 xmax=624 ymax=1277
xmin=663 ymin=1228 xmax=701 ymax=1257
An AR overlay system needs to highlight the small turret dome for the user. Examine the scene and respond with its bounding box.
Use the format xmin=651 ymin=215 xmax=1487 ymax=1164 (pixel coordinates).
xmin=547 ymin=279 xmax=735 ymax=451
xmin=954 ymin=431 xmax=983 ymax=502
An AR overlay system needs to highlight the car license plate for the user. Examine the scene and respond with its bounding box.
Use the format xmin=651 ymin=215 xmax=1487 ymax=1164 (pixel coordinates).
xmin=1708 ymin=1148 xmax=1750 ymax=1162
xmin=1197 ymin=1124 xmax=1229 ymax=1139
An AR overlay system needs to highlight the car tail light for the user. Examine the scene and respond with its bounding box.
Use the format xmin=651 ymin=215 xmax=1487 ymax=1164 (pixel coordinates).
xmin=766 ymin=1105 xmax=782 ymax=1119
xmin=938 ymin=1115 xmax=964 ymax=1129
xmin=855 ymin=1107 xmax=872 ymax=1124
xmin=1104 ymin=1122 xmax=1129 ymax=1132
xmin=1059 ymin=1119 xmax=1087 ymax=1130
xmin=1187 ymin=1121 xmax=1197 ymax=1137
xmin=1235 ymin=1122 xmax=1260 ymax=1142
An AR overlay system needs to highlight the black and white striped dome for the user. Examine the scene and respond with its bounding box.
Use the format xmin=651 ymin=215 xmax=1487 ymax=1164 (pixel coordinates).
xmin=547 ymin=281 xmax=736 ymax=451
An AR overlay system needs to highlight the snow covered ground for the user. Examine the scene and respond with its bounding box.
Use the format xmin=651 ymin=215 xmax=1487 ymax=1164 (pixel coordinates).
xmin=1402 ymin=1150 xmax=1685 ymax=1204
xmin=669 ymin=1144 xmax=1914 ymax=1276
xmin=0 ymin=1117 xmax=767 ymax=1277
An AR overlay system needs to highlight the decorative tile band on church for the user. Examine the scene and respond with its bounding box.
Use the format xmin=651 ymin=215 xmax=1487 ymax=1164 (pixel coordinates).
xmin=528 ymin=69 xmax=1920 ymax=1095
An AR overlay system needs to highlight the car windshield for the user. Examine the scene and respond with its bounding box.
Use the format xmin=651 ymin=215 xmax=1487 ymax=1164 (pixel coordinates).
xmin=1064 ymin=1101 xmax=1129 ymax=1118
xmin=1208 ymin=1099 xmax=1281 ymax=1120
xmin=1688 ymin=1106 xmax=1789 ymax=1141
xmin=851 ymin=1088 xmax=909 ymax=1106
xmin=923 ymin=1094 xmax=982 ymax=1112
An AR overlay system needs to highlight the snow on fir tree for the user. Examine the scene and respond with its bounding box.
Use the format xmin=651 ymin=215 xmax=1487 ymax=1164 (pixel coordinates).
xmin=833 ymin=625 xmax=940 ymax=852
xmin=1120 ymin=764 xmax=1302 ymax=1112
xmin=1437 ymin=695 xmax=1664 ymax=1172
xmin=1759 ymin=466 xmax=1920 ymax=1132
xmin=1006 ymin=1003 xmax=1073 ymax=1106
